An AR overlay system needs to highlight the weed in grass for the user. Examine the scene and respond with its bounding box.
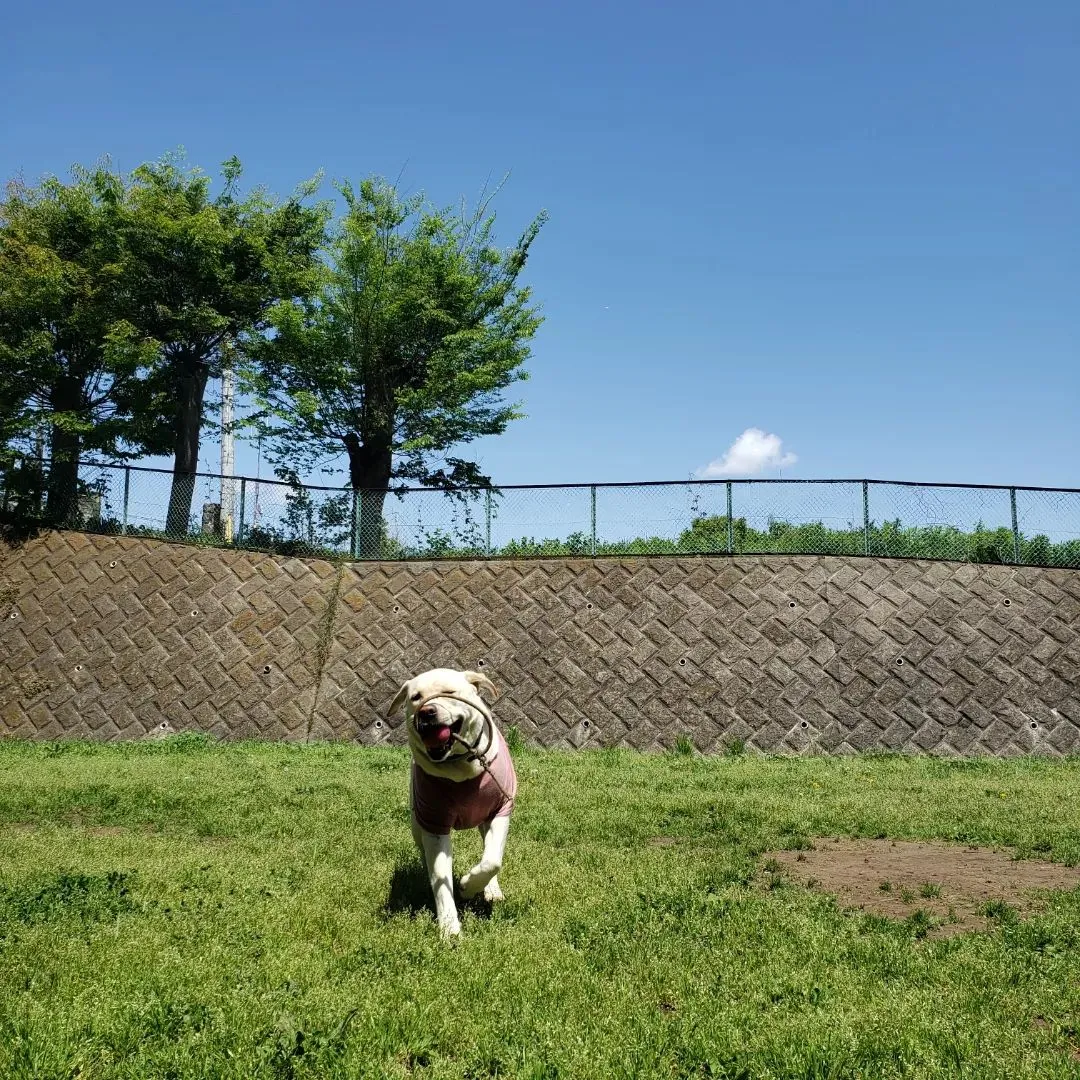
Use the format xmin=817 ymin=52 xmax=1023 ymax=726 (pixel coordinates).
xmin=920 ymin=882 xmax=942 ymax=899
xmin=671 ymin=734 xmax=695 ymax=758
xmin=879 ymin=880 xmax=893 ymax=893
xmin=983 ymin=898 xmax=1020 ymax=923
xmin=907 ymin=908 xmax=936 ymax=940
xmin=0 ymin=870 xmax=136 ymax=928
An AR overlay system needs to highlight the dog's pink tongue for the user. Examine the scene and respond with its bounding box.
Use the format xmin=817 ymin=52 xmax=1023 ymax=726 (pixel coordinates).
xmin=422 ymin=725 xmax=453 ymax=749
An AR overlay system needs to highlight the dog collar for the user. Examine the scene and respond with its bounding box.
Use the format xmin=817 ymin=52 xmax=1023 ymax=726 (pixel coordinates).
xmin=413 ymin=690 xmax=497 ymax=764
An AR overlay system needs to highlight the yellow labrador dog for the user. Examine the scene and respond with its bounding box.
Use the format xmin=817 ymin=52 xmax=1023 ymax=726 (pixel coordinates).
xmin=388 ymin=668 xmax=517 ymax=938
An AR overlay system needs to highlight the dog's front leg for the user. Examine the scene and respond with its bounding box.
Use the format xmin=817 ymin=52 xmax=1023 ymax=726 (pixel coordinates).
xmin=459 ymin=815 xmax=509 ymax=901
xmin=415 ymin=822 xmax=460 ymax=938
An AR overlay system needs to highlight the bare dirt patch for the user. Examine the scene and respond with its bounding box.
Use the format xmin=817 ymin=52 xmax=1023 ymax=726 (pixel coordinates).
xmin=763 ymin=838 xmax=1080 ymax=938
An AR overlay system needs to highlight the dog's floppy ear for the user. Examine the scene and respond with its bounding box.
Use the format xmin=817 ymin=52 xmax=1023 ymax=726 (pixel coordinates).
xmin=387 ymin=682 xmax=410 ymax=717
xmin=463 ymin=670 xmax=498 ymax=701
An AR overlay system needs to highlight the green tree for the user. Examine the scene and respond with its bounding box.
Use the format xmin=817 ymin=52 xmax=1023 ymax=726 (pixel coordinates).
xmin=0 ymin=164 xmax=162 ymax=524
xmin=253 ymin=177 xmax=546 ymax=556
xmin=679 ymin=515 xmax=750 ymax=553
xmin=123 ymin=154 xmax=329 ymax=536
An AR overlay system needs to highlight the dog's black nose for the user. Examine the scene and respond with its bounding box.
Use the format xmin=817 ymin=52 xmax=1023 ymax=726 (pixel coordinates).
xmin=418 ymin=704 xmax=437 ymax=723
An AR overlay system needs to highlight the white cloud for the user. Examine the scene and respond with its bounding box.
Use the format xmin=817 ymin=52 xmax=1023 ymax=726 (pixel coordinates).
xmin=696 ymin=428 xmax=798 ymax=479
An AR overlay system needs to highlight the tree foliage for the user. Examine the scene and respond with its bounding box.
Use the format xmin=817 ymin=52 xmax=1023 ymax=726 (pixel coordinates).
xmin=252 ymin=176 xmax=546 ymax=555
xmin=1 ymin=158 xmax=543 ymax=545
xmin=120 ymin=154 xmax=329 ymax=534
xmin=0 ymin=164 xmax=161 ymax=521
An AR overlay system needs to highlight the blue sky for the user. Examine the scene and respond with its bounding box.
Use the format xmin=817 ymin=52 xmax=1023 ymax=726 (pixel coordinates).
xmin=4 ymin=0 xmax=1078 ymax=489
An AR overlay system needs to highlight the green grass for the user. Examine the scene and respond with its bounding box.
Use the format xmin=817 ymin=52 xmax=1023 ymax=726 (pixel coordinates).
xmin=1 ymin=739 xmax=1080 ymax=1079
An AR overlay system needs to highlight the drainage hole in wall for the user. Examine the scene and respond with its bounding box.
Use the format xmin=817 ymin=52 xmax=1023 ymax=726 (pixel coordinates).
xmin=8 ymin=612 xmax=16 ymax=619
xmin=262 ymin=665 xmax=272 ymax=675
xmin=788 ymin=601 xmax=797 ymax=609
xmin=800 ymin=721 xmax=809 ymax=729
xmin=1003 ymin=599 xmax=1012 ymax=607
xmin=477 ymin=659 xmax=486 ymax=667
xmin=74 ymin=664 xmax=83 ymax=672
xmin=582 ymin=719 xmax=591 ymax=729
xmin=393 ymin=605 xmax=400 ymax=613
xmin=109 ymin=561 xmax=117 ymax=568
xmin=190 ymin=610 xmax=198 ymax=617
xmin=1030 ymin=721 xmax=1038 ymax=730
xmin=895 ymin=657 xmax=905 ymax=666
xmin=586 ymin=602 xmax=594 ymax=609
xmin=375 ymin=720 xmax=384 ymax=730
xmin=679 ymin=658 xmax=687 ymax=667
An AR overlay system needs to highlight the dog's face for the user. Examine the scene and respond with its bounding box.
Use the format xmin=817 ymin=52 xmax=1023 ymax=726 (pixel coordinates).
xmin=389 ymin=668 xmax=498 ymax=764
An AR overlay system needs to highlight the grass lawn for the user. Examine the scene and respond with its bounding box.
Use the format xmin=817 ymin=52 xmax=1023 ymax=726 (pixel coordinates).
xmin=1 ymin=737 xmax=1079 ymax=1079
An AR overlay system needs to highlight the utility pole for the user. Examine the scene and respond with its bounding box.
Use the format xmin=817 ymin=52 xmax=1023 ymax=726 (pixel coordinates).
xmin=220 ymin=342 xmax=236 ymax=543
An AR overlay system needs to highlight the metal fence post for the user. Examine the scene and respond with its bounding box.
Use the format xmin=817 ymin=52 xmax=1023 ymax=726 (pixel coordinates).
xmin=726 ymin=482 xmax=734 ymax=555
xmin=237 ymin=478 xmax=247 ymax=547
xmin=484 ymin=489 xmax=492 ymax=556
xmin=33 ymin=448 xmax=45 ymax=518
xmin=862 ymin=480 xmax=871 ymax=556
xmin=2 ymin=455 xmax=14 ymax=517
xmin=1009 ymin=487 xmax=1021 ymax=564
xmin=121 ymin=466 xmax=131 ymax=534
xmin=350 ymin=489 xmax=362 ymax=560
xmin=590 ymin=485 xmax=597 ymax=557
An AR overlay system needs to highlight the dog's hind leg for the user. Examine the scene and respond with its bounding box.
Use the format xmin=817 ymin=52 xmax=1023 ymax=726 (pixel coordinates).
xmin=475 ymin=821 xmax=505 ymax=901
xmin=459 ymin=816 xmax=509 ymax=901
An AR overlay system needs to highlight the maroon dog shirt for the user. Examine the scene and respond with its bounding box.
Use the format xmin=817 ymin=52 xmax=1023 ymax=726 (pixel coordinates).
xmin=410 ymin=727 xmax=517 ymax=835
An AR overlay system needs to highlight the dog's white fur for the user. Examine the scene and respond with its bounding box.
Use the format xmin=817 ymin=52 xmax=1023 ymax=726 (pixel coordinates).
xmin=388 ymin=667 xmax=512 ymax=938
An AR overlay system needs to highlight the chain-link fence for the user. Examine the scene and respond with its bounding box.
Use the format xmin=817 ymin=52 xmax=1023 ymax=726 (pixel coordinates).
xmin=2 ymin=457 xmax=1078 ymax=567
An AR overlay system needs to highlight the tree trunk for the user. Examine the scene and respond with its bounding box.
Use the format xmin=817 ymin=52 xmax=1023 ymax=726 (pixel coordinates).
xmin=44 ymin=375 xmax=83 ymax=527
xmin=165 ymin=358 xmax=210 ymax=537
xmin=344 ymin=432 xmax=392 ymax=559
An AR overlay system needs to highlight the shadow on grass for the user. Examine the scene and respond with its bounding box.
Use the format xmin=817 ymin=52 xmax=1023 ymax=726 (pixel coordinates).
xmin=383 ymin=858 xmax=435 ymax=918
xmin=382 ymin=855 xmax=496 ymax=922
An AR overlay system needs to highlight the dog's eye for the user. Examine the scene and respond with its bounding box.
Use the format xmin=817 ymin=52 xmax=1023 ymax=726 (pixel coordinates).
xmin=411 ymin=692 xmax=421 ymax=702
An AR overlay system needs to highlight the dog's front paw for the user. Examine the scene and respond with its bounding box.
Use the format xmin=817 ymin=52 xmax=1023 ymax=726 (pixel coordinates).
xmin=438 ymin=916 xmax=462 ymax=939
xmin=483 ymin=880 xmax=504 ymax=903
xmin=459 ymin=864 xmax=501 ymax=901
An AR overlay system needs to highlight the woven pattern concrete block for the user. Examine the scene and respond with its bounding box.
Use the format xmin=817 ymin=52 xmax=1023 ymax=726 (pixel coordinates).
xmin=2 ymin=533 xmax=1078 ymax=755
xmin=325 ymin=556 xmax=1080 ymax=755
xmin=0 ymin=532 xmax=335 ymax=741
